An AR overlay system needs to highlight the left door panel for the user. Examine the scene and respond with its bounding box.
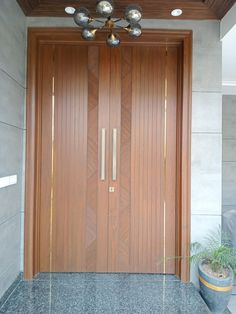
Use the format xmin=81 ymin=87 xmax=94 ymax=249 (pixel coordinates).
xmin=39 ymin=44 xmax=110 ymax=272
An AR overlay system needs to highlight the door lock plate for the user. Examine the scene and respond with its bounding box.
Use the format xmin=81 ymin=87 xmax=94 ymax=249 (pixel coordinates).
xmin=109 ymin=187 xmax=115 ymax=193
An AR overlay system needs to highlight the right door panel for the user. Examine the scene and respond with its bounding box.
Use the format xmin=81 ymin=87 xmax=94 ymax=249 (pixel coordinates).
xmin=108 ymin=46 xmax=178 ymax=274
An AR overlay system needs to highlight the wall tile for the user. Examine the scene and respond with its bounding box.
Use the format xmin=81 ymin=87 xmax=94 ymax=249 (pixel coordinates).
xmin=20 ymin=212 xmax=24 ymax=271
xmin=192 ymin=92 xmax=222 ymax=133
xmin=223 ymin=140 xmax=236 ymax=161
xmin=0 ymin=0 xmax=26 ymax=86
xmin=191 ymin=133 xmax=222 ymax=215
xmin=222 ymin=95 xmax=236 ymax=138
xmin=0 ymin=70 xmax=25 ymax=129
xmin=222 ymin=205 xmax=236 ymax=213
xmin=0 ymin=215 xmax=21 ymax=298
xmin=0 ymin=262 xmax=20 ymax=300
xmin=0 ymin=123 xmax=23 ymax=177
xmin=0 ymin=184 xmax=22 ymax=224
xmin=192 ymin=47 xmax=222 ymax=92
xmin=0 ymin=122 xmax=23 ymax=229
xmin=222 ymin=162 xmax=236 ymax=205
xmin=191 ymin=215 xmax=221 ymax=244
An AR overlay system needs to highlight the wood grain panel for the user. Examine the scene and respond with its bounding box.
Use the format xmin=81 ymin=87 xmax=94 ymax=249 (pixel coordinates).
xmin=130 ymin=47 xmax=167 ymax=273
xmin=117 ymin=47 xmax=132 ymax=272
xmin=85 ymin=46 xmax=99 ymax=271
xmin=165 ymin=47 xmax=178 ymax=273
xmin=96 ymin=47 xmax=110 ymax=271
xmin=38 ymin=44 xmax=54 ymax=272
xmin=51 ymin=45 xmax=88 ymax=271
xmin=204 ymin=0 xmax=236 ymax=19
xmin=17 ymin=0 xmax=235 ymax=19
xmin=108 ymin=48 xmax=122 ymax=272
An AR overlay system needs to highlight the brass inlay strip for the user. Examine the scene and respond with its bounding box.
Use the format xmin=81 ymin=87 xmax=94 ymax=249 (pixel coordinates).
xmin=163 ymin=46 xmax=168 ymax=274
xmin=199 ymin=276 xmax=233 ymax=292
xmin=49 ymin=76 xmax=55 ymax=272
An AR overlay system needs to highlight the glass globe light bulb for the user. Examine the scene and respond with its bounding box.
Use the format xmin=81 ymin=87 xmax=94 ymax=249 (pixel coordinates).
xmin=74 ymin=8 xmax=91 ymax=27
xmin=96 ymin=0 xmax=114 ymax=18
xmin=81 ymin=28 xmax=97 ymax=41
xmin=126 ymin=24 xmax=142 ymax=38
xmin=107 ymin=33 xmax=120 ymax=48
xmin=125 ymin=5 xmax=142 ymax=24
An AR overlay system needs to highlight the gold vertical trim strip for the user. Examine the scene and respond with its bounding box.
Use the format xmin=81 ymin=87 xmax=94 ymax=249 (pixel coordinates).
xmin=163 ymin=46 xmax=168 ymax=274
xmin=49 ymin=75 xmax=55 ymax=273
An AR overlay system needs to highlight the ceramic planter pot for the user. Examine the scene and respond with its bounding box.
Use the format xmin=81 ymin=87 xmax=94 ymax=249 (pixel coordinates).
xmin=198 ymin=261 xmax=234 ymax=314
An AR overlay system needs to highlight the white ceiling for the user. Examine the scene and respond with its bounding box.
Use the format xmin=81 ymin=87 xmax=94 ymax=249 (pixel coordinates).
xmin=222 ymin=24 xmax=236 ymax=95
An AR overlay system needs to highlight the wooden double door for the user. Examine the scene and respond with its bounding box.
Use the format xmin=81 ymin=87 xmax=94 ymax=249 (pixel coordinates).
xmin=38 ymin=43 xmax=179 ymax=274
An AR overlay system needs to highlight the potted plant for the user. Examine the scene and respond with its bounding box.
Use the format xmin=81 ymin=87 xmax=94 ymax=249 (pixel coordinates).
xmin=191 ymin=228 xmax=236 ymax=314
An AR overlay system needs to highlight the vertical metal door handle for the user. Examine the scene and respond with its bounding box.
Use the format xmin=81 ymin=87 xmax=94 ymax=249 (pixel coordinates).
xmin=112 ymin=128 xmax=117 ymax=181
xmin=101 ymin=128 xmax=106 ymax=181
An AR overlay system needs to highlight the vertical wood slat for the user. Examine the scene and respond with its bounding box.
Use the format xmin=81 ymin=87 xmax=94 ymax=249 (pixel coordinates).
xmin=129 ymin=46 xmax=177 ymax=273
xmin=85 ymin=46 xmax=99 ymax=271
xmin=118 ymin=47 xmax=132 ymax=272
xmin=96 ymin=47 xmax=110 ymax=271
xmin=108 ymin=48 xmax=121 ymax=272
xmin=130 ymin=47 xmax=165 ymax=273
xmin=165 ymin=47 xmax=178 ymax=273
xmin=52 ymin=45 xmax=88 ymax=271
xmin=39 ymin=44 xmax=54 ymax=272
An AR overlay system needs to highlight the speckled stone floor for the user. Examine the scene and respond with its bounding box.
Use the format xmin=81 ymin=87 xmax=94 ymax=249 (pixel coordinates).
xmin=0 ymin=273 xmax=212 ymax=314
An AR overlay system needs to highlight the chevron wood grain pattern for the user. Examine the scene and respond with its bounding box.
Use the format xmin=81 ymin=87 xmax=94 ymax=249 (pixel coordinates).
xmin=17 ymin=0 xmax=235 ymax=19
xmin=107 ymin=48 xmax=122 ymax=272
xmin=85 ymin=47 xmax=99 ymax=271
xmin=96 ymin=47 xmax=111 ymax=271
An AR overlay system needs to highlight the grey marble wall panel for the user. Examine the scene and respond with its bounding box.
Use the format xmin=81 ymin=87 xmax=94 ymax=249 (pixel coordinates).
xmin=0 ymin=123 xmax=23 ymax=177
xmin=222 ymin=95 xmax=236 ymax=139
xmin=0 ymin=0 xmax=26 ymax=301
xmin=0 ymin=1 xmax=26 ymax=87
xmin=192 ymin=92 xmax=222 ymax=133
xmin=222 ymin=95 xmax=236 ymax=223
xmin=222 ymin=162 xmax=236 ymax=206
xmin=0 ymin=70 xmax=25 ymax=129
xmin=191 ymin=133 xmax=222 ymax=215
xmin=0 ymin=215 xmax=21 ymax=299
xmin=223 ymin=140 xmax=236 ymax=161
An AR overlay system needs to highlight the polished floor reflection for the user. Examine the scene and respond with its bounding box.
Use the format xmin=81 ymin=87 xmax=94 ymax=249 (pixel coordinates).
xmin=0 ymin=273 xmax=211 ymax=313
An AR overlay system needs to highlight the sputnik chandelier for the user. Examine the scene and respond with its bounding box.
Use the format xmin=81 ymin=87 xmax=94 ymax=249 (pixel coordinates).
xmin=65 ymin=1 xmax=143 ymax=47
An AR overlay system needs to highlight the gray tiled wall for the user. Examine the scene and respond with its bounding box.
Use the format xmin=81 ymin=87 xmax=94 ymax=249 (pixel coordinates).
xmin=0 ymin=0 xmax=26 ymax=299
xmin=222 ymin=96 xmax=236 ymax=211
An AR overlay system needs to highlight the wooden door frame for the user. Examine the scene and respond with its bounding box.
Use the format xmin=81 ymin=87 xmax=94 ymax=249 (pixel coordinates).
xmin=24 ymin=27 xmax=192 ymax=282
